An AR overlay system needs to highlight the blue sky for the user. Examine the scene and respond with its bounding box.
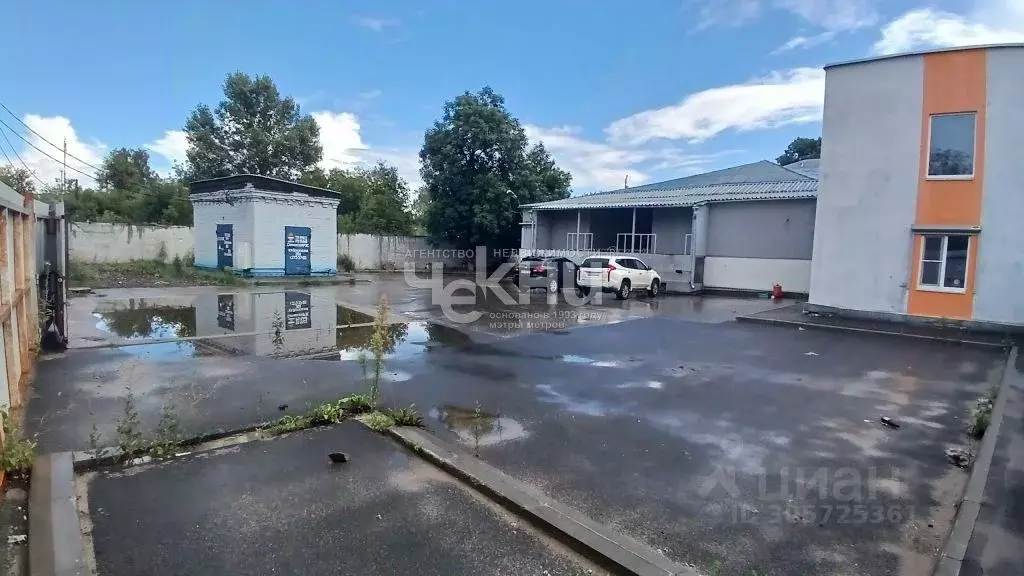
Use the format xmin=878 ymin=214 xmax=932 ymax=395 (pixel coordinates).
xmin=2 ymin=0 xmax=1023 ymax=194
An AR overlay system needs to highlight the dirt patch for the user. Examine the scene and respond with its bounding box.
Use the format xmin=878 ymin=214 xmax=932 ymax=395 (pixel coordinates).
xmin=70 ymin=260 xmax=241 ymax=289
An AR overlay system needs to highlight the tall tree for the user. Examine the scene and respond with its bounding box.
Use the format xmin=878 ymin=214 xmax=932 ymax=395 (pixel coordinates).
xmin=97 ymin=148 xmax=157 ymax=191
xmin=183 ymin=72 xmax=322 ymax=181
xmin=410 ymin=186 xmax=430 ymax=235
xmin=776 ymin=137 xmax=821 ymax=166
xmin=357 ymin=163 xmax=413 ymax=236
xmin=420 ymin=87 xmax=571 ymax=252
xmin=300 ymin=167 xmax=365 ymax=218
xmin=0 ymin=166 xmax=36 ymax=195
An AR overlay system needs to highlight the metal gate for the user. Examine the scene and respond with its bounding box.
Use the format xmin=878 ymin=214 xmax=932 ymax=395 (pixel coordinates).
xmin=216 ymin=224 xmax=233 ymax=269
xmin=284 ymin=226 xmax=311 ymax=275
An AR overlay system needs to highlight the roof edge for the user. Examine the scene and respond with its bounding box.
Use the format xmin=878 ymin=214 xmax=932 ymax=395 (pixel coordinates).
xmin=826 ymin=43 xmax=1024 ymax=70
xmin=188 ymin=174 xmax=340 ymax=198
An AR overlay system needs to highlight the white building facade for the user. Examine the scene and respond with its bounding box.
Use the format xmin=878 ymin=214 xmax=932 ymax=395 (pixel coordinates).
xmin=190 ymin=175 xmax=340 ymax=276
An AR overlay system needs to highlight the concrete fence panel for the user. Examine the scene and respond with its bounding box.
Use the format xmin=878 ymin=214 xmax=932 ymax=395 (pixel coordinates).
xmin=69 ymin=223 xmax=193 ymax=262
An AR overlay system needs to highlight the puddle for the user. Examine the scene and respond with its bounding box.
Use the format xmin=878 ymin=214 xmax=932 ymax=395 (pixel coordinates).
xmin=111 ymin=341 xmax=199 ymax=359
xmin=431 ymin=405 xmax=528 ymax=446
xmin=617 ymin=380 xmax=664 ymax=390
xmin=334 ymin=322 xmax=472 ymax=361
xmin=337 ymin=305 xmax=374 ymax=326
xmin=560 ymin=354 xmax=631 ymax=368
xmin=536 ymin=384 xmax=615 ymax=416
xmin=561 ymin=354 xmax=596 ymax=364
xmin=94 ymin=306 xmax=197 ymax=340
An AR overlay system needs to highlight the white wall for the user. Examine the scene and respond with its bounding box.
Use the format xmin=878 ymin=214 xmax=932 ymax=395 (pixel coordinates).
xmin=704 ymin=257 xmax=811 ymax=294
xmin=252 ymin=199 xmax=338 ymax=275
xmin=337 ymin=234 xmax=464 ymax=270
xmin=975 ymin=47 xmax=1024 ymax=324
xmin=69 ymin=223 xmax=193 ymax=263
xmin=194 ymin=290 xmax=338 ymax=357
xmin=192 ymin=199 xmax=253 ymax=270
xmin=809 ymin=56 xmax=924 ymax=313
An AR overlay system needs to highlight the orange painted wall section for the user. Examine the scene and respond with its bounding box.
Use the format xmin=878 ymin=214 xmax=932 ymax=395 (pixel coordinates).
xmin=907 ymin=49 xmax=986 ymax=319
xmin=906 ymin=235 xmax=979 ymax=319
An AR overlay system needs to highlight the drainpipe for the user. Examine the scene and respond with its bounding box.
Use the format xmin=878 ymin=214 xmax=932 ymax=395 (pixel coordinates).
xmin=630 ymin=208 xmax=636 ymax=253
xmin=531 ymin=210 xmax=538 ymax=256
xmin=576 ymin=210 xmax=581 ymax=253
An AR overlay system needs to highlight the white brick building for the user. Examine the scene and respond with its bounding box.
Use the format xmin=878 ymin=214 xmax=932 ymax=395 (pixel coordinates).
xmin=189 ymin=175 xmax=340 ymax=276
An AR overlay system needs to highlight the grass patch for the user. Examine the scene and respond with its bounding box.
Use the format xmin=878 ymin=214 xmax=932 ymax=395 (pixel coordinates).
xmin=0 ymin=409 xmax=36 ymax=475
xmin=364 ymin=411 xmax=396 ymax=431
xmin=69 ymin=258 xmax=242 ymax=289
xmin=967 ymin=395 xmax=995 ymax=440
xmin=338 ymin=393 xmax=374 ymax=414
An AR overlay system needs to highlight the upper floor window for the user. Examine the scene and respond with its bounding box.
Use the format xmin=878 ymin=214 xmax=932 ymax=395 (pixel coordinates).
xmin=928 ymin=113 xmax=976 ymax=178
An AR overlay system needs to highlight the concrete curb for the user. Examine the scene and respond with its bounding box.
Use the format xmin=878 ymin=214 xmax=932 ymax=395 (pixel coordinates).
xmin=735 ymin=314 xmax=1005 ymax=349
xmin=29 ymin=452 xmax=88 ymax=576
xmin=383 ymin=425 xmax=701 ymax=576
xmin=933 ymin=346 xmax=1018 ymax=576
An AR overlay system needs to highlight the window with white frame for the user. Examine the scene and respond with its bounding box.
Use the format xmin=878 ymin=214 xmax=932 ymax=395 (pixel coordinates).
xmin=928 ymin=113 xmax=976 ymax=178
xmin=919 ymin=235 xmax=970 ymax=291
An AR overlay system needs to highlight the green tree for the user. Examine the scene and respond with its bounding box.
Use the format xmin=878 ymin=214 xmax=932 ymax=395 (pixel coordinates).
xmin=356 ymin=163 xmax=413 ymax=235
xmin=410 ymin=186 xmax=430 ymax=235
xmin=776 ymin=137 xmax=821 ymax=166
xmin=420 ymin=87 xmax=570 ymax=252
xmin=183 ymin=72 xmax=322 ymax=181
xmin=0 ymin=166 xmax=36 ymax=195
xmin=300 ymin=167 xmax=364 ymax=220
xmin=97 ymin=148 xmax=157 ymax=191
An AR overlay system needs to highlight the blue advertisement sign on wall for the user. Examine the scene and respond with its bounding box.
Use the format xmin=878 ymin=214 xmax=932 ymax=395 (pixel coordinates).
xmin=284 ymin=291 xmax=311 ymax=330
xmin=284 ymin=226 xmax=311 ymax=275
xmin=216 ymin=224 xmax=233 ymax=270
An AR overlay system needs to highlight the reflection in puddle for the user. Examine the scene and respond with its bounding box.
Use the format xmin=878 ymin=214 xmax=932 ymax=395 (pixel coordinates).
xmin=95 ymin=306 xmax=197 ymax=340
xmin=334 ymin=322 xmax=471 ymax=361
xmin=430 ymin=405 xmax=528 ymax=447
xmin=536 ymin=384 xmax=613 ymax=416
xmin=337 ymin=305 xmax=375 ymax=326
xmin=559 ymin=354 xmax=626 ymax=368
xmin=617 ymin=380 xmax=664 ymax=390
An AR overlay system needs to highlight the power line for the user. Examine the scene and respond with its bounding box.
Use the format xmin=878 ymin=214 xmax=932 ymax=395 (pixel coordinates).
xmin=0 ymin=122 xmax=47 ymax=188
xmin=0 ymin=101 xmax=103 ymax=172
xmin=0 ymin=116 xmax=97 ymax=181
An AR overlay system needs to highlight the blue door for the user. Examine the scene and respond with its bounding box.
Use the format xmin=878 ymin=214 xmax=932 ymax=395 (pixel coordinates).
xmin=216 ymin=224 xmax=233 ymax=270
xmin=284 ymin=226 xmax=311 ymax=275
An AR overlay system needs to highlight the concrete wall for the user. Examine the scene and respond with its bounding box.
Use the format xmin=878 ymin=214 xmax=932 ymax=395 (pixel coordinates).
xmin=193 ymin=200 xmax=253 ymax=270
xmin=651 ymin=207 xmax=693 ymax=254
xmin=251 ymin=200 xmax=338 ymax=275
xmin=974 ymin=47 xmax=1024 ymax=324
xmin=337 ymin=234 xmax=463 ymax=270
xmin=706 ymin=200 xmax=815 ymax=260
xmin=69 ymin=223 xmax=193 ymax=263
xmin=809 ymin=56 xmax=924 ymax=314
xmin=704 ymin=257 xmax=811 ymax=294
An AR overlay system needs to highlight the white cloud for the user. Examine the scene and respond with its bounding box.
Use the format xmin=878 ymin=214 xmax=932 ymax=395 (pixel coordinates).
xmin=605 ymin=67 xmax=825 ymax=145
xmin=146 ymin=130 xmax=188 ymax=173
xmin=873 ymin=3 xmax=1024 ymax=55
xmin=15 ymin=115 xmax=105 ymax=187
xmin=524 ymin=125 xmax=734 ymax=192
xmin=695 ymin=0 xmax=877 ymax=31
xmin=312 ymin=111 xmax=367 ymax=171
xmin=354 ymin=15 xmax=399 ymax=32
xmin=772 ymin=31 xmax=836 ymax=53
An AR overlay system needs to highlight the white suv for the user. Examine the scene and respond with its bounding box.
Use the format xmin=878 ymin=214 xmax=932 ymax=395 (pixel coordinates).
xmin=577 ymin=256 xmax=662 ymax=300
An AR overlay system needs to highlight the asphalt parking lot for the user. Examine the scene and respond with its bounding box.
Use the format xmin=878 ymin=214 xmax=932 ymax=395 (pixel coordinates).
xmin=35 ymin=276 xmax=1006 ymax=575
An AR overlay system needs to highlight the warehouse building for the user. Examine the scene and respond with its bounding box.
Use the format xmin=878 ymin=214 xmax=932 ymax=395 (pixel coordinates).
xmin=521 ymin=160 xmax=818 ymax=294
xmin=190 ymin=175 xmax=340 ymax=276
xmin=809 ymin=44 xmax=1024 ymax=327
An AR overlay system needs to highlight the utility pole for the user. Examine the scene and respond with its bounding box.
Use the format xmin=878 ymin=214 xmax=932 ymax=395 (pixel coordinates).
xmin=61 ymin=139 xmax=67 ymax=195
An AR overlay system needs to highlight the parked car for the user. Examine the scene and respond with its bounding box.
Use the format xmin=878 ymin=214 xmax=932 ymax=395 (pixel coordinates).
xmin=515 ymin=256 xmax=579 ymax=293
xmin=577 ymin=255 xmax=661 ymax=300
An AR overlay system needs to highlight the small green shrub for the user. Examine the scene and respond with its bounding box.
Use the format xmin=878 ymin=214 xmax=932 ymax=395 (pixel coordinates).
xmin=365 ymin=411 xmax=396 ymax=431
xmin=385 ymin=406 xmax=424 ymax=427
xmin=156 ymin=242 xmax=168 ymax=263
xmin=309 ymin=401 xmax=344 ymax=426
xmin=339 ymin=393 xmax=373 ymax=414
xmin=171 ymin=255 xmax=184 ymax=275
xmin=184 ymin=250 xmax=196 ymax=267
xmin=265 ymin=414 xmax=313 ymax=436
xmin=0 ymin=410 xmax=36 ymax=473
xmin=148 ymin=404 xmax=182 ymax=459
xmin=338 ymin=254 xmax=355 ymax=272
xmin=116 ymin=388 xmax=146 ymax=460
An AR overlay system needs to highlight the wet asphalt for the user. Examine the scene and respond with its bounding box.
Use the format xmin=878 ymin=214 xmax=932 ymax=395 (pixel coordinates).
xmin=36 ymin=281 xmax=1009 ymax=575
xmin=86 ymin=421 xmax=604 ymax=576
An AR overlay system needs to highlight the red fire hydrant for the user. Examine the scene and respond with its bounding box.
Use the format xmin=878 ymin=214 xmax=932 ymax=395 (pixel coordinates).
xmin=771 ymin=283 xmax=783 ymax=301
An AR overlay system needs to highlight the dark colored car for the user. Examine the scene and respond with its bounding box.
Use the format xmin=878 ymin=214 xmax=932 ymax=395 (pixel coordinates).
xmin=514 ymin=256 xmax=579 ymax=293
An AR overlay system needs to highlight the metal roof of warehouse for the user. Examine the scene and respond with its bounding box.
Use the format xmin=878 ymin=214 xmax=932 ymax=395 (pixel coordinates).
xmin=524 ymin=160 xmax=818 ymax=210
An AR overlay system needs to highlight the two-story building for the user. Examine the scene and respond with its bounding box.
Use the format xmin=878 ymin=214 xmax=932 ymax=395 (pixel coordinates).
xmin=808 ymin=44 xmax=1024 ymax=328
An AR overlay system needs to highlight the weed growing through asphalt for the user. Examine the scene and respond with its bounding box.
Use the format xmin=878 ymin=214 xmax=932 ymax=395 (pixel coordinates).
xmin=385 ymin=405 xmax=425 ymax=427
xmin=88 ymin=421 xmax=102 ymax=460
xmin=265 ymin=414 xmax=315 ymax=436
xmin=115 ymin=387 xmax=146 ymax=460
xmin=339 ymin=393 xmax=373 ymax=414
xmin=148 ymin=404 xmax=183 ymax=459
xmin=967 ymin=382 xmax=999 ymax=440
xmin=0 ymin=409 xmax=36 ymax=474
xmin=366 ymin=296 xmax=391 ymax=405
xmin=365 ymin=411 xmax=396 ymax=431
xmin=472 ymin=401 xmax=484 ymax=457
xmin=271 ymin=311 xmax=285 ymax=355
